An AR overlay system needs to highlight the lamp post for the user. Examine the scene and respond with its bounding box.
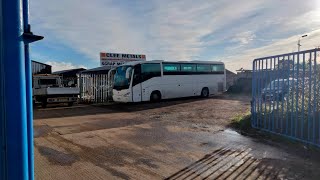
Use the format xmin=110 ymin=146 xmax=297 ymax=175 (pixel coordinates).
xmin=297 ymin=34 xmax=308 ymax=52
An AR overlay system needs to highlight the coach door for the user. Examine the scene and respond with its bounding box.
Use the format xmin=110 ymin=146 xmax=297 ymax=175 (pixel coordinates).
xmin=132 ymin=64 xmax=142 ymax=102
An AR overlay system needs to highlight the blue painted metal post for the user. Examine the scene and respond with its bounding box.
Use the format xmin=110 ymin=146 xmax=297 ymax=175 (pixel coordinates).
xmin=0 ymin=0 xmax=42 ymax=179
xmin=0 ymin=0 xmax=5 ymax=177
xmin=252 ymin=60 xmax=256 ymax=127
xmin=23 ymin=0 xmax=34 ymax=178
xmin=1 ymin=0 xmax=29 ymax=179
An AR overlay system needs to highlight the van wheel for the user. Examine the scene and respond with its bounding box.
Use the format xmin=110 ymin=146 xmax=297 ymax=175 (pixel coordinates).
xmin=201 ymin=88 xmax=209 ymax=98
xmin=41 ymin=101 xmax=47 ymax=108
xmin=150 ymin=91 xmax=161 ymax=102
xmin=68 ymin=102 xmax=74 ymax=107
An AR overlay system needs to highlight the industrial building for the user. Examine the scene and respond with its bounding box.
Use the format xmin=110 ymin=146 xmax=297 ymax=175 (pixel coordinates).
xmin=31 ymin=60 xmax=52 ymax=74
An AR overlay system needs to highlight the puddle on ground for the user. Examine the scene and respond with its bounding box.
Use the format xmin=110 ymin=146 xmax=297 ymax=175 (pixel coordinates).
xmin=224 ymin=128 xmax=241 ymax=135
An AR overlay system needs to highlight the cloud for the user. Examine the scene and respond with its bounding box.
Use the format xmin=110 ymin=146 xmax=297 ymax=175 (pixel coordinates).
xmin=231 ymin=31 xmax=256 ymax=45
xmin=224 ymin=28 xmax=320 ymax=72
xmin=45 ymin=61 xmax=86 ymax=72
xmin=30 ymin=0 xmax=320 ymax=71
xmin=30 ymin=0 xmax=270 ymax=60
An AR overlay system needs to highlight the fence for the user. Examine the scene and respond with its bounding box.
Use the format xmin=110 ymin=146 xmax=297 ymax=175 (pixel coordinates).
xmin=252 ymin=48 xmax=320 ymax=147
xmin=79 ymin=74 xmax=109 ymax=103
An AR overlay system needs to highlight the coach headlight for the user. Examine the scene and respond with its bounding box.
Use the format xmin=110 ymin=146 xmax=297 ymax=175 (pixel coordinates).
xmin=123 ymin=92 xmax=130 ymax=97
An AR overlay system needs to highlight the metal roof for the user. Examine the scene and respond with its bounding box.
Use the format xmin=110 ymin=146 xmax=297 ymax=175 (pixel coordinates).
xmin=53 ymin=68 xmax=86 ymax=74
xmin=31 ymin=60 xmax=51 ymax=67
xmin=80 ymin=66 xmax=112 ymax=74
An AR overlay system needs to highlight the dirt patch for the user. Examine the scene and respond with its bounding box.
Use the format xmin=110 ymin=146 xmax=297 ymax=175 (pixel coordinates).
xmin=134 ymin=158 xmax=159 ymax=169
xmin=53 ymin=118 xmax=148 ymax=135
xmin=103 ymin=167 xmax=131 ymax=180
xmin=38 ymin=146 xmax=79 ymax=166
xmin=34 ymin=95 xmax=252 ymax=179
xmin=37 ymin=94 xmax=320 ymax=180
xmin=34 ymin=125 xmax=53 ymax=138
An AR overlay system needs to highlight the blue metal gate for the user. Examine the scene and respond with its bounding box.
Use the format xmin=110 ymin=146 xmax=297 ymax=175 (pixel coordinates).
xmin=252 ymin=48 xmax=320 ymax=147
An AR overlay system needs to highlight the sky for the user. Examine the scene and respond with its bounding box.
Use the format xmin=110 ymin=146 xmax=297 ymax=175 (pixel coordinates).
xmin=30 ymin=0 xmax=320 ymax=72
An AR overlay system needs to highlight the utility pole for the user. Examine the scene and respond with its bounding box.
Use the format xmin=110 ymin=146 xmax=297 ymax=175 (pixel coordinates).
xmin=297 ymin=34 xmax=308 ymax=52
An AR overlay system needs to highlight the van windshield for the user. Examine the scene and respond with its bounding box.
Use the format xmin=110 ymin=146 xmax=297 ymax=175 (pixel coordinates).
xmin=39 ymin=79 xmax=57 ymax=85
xmin=114 ymin=66 xmax=133 ymax=90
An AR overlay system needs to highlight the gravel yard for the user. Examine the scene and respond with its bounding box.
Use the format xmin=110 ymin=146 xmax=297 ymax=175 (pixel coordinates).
xmin=33 ymin=94 xmax=320 ymax=180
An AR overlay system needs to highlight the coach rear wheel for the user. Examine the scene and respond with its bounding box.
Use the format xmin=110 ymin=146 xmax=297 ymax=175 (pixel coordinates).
xmin=201 ymin=88 xmax=209 ymax=98
xmin=150 ymin=91 xmax=161 ymax=102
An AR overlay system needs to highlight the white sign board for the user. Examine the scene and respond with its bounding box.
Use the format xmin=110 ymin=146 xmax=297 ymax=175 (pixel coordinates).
xmin=100 ymin=52 xmax=146 ymax=67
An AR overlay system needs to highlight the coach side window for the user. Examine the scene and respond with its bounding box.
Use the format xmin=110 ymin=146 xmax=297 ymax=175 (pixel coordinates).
xmin=140 ymin=63 xmax=161 ymax=82
xmin=181 ymin=64 xmax=196 ymax=72
xmin=196 ymin=64 xmax=211 ymax=72
xmin=211 ymin=64 xmax=225 ymax=73
xmin=163 ymin=63 xmax=181 ymax=75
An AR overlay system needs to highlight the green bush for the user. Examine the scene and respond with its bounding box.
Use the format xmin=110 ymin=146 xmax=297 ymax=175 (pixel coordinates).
xmin=231 ymin=111 xmax=252 ymax=131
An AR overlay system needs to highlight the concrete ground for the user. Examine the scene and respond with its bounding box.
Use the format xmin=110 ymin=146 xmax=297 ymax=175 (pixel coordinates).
xmin=33 ymin=95 xmax=320 ymax=180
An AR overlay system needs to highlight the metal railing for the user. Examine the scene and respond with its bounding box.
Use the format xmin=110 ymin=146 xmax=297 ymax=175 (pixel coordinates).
xmin=252 ymin=48 xmax=320 ymax=147
xmin=79 ymin=74 xmax=109 ymax=103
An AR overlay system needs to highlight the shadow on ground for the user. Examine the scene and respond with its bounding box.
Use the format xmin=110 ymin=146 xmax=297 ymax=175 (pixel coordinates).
xmin=165 ymin=146 xmax=313 ymax=180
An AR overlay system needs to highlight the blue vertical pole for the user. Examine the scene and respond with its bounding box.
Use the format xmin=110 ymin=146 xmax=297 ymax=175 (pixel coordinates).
xmin=291 ymin=54 xmax=295 ymax=136
xmin=295 ymin=53 xmax=300 ymax=138
xmin=268 ymin=58 xmax=272 ymax=130
xmin=308 ymin=52 xmax=312 ymax=141
xmin=22 ymin=0 xmax=34 ymax=179
xmin=1 ymin=0 xmax=29 ymax=179
xmin=252 ymin=60 xmax=255 ymax=127
xmin=258 ymin=60 xmax=262 ymax=127
xmin=272 ymin=57 xmax=276 ymax=132
xmin=276 ymin=57 xmax=280 ymax=132
xmin=0 ymin=0 xmax=5 ymax=177
xmin=286 ymin=55 xmax=290 ymax=135
xmin=312 ymin=51 xmax=317 ymax=143
xmin=301 ymin=53 xmax=306 ymax=140
xmin=264 ymin=59 xmax=267 ymax=129
xmin=253 ymin=60 xmax=258 ymax=128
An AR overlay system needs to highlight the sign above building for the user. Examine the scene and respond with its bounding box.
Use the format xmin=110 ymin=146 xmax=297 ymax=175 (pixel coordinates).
xmin=100 ymin=52 xmax=146 ymax=67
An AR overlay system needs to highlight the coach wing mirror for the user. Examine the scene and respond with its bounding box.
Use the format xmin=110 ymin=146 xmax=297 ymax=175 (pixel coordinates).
xmin=126 ymin=67 xmax=132 ymax=79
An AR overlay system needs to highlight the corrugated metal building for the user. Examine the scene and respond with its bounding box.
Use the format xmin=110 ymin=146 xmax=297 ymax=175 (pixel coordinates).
xmin=226 ymin=69 xmax=237 ymax=90
xmin=32 ymin=60 xmax=52 ymax=74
